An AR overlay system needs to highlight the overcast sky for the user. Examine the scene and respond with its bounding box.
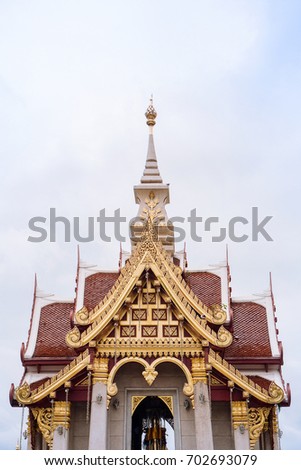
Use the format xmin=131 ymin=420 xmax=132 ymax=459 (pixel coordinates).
xmin=0 ymin=0 xmax=300 ymax=450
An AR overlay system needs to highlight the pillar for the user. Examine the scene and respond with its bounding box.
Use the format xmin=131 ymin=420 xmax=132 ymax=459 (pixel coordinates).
xmin=191 ymin=357 xmax=214 ymax=449
xmin=52 ymin=401 xmax=71 ymax=450
xmin=231 ymin=401 xmax=250 ymax=450
xmin=88 ymin=357 xmax=109 ymax=450
xmin=272 ymin=405 xmax=280 ymax=450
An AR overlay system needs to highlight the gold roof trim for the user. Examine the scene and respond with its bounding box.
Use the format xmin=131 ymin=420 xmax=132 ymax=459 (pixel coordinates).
xmin=67 ymin=241 xmax=232 ymax=349
xmin=66 ymin=261 xmax=147 ymax=348
xmin=208 ymin=350 xmax=284 ymax=404
xmin=67 ymin=258 xmax=232 ymax=349
xmin=156 ymin=243 xmax=227 ymax=325
xmin=97 ymin=337 xmax=203 ymax=358
xmin=15 ymin=350 xmax=90 ymax=405
xmin=75 ymin=239 xmax=226 ymax=327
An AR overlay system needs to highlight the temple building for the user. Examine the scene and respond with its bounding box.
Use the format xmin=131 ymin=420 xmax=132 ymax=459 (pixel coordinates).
xmin=10 ymin=100 xmax=290 ymax=451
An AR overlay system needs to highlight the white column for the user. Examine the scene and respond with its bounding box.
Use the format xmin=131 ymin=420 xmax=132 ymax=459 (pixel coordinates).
xmin=88 ymin=358 xmax=109 ymax=450
xmin=232 ymin=401 xmax=250 ymax=450
xmin=272 ymin=405 xmax=280 ymax=449
xmin=52 ymin=401 xmax=70 ymax=450
xmin=88 ymin=381 xmax=108 ymax=449
xmin=194 ymin=381 xmax=214 ymax=449
xmin=233 ymin=425 xmax=250 ymax=450
xmin=191 ymin=358 xmax=214 ymax=450
xmin=52 ymin=426 xmax=69 ymax=450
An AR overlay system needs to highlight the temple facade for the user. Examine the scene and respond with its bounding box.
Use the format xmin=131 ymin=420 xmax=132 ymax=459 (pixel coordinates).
xmin=10 ymin=101 xmax=290 ymax=450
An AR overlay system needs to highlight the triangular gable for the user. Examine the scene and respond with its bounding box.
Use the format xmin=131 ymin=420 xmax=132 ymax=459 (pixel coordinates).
xmin=66 ymin=234 xmax=232 ymax=350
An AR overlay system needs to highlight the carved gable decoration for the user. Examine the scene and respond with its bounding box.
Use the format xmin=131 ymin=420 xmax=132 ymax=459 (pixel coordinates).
xmin=95 ymin=268 xmax=203 ymax=358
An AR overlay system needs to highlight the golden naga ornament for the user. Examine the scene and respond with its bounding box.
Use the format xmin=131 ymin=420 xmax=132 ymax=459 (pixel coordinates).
xmin=210 ymin=304 xmax=227 ymax=324
xmin=75 ymin=305 xmax=89 ymax=324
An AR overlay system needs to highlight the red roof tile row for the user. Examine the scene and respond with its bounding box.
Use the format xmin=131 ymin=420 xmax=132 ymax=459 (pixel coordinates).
xmin=225 ymin=302 xmax=272 ymax=358
xmin=184 ymin=271 xmax=222 ymax=306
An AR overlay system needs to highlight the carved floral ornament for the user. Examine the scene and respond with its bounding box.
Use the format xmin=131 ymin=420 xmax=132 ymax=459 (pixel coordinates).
xmin=132 ymin=395 xmax=173 ymax=415
xmin=106 ymin=356 xmax=195 ymax=409
xmin=248 ymin=407 xmax=271 ymax=449
xmin=231 ymin=403 xmax=275 ymax=449
xmin=30 ymin=401 xmax=71 ymax=449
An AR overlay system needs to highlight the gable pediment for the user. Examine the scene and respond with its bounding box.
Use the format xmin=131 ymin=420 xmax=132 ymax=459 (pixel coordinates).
xmin=66 ymin=236 xmax=233 ymax=351
xmin=93 ymin=267 xmax=204 ymax=358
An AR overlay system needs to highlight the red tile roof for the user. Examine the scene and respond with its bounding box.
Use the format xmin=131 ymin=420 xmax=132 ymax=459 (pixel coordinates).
xmin=84 ymin=272 xmax=119 ymax=311
xmin=184 ymin=271 xmax=222 ymax=306
xmin=225 ymin=302 xmax=272 ymax=358
xmin=30 ymin=273 xmax=274 ymax=363
xmin=30 ymin=273 xmax=119 ymax=360
xmin=33 ymin=302 xmax=75 ymax=357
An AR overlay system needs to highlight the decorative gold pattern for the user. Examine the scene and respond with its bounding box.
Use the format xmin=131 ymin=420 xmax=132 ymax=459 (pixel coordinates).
xmin=191 ymin=357 xmax=208 ymax=384
xmin=272 ymin=405 xmax=279 ymax=434
xmin=92 ymin=357 xmax=109 ymax=384
xmin=131 ymin=395 xmax=173 ymax=416
xmin=158 ymin=396 xmax=173 ymax=415
xmin=121 ymin=326 xmax=136 ymax=337
xmin=142 ymin=326 xmax=157 ymax=337
xmin=211 ymin=376 xmax=226 ymax=386
xmin=75 ymin=306 xmax=89 ymax=323
xmin=141 ymin=193 xmax=163 ymax=224
xmin=142 ymin=365 xmax=158 ymax=385
xmin=208 ymin=350 xmax=284 ymax=404
xmin=132 ymin=396 xmax=146 ymax=415
xmin=53 ymin=401 xmax=71 ymax=430
xmin=106 ymin=357 xmax=194 ymax=408
xmin=31 ymin=407 xmax=53 ymax=449
xmin=248 ymin=407 xmax=271 ymax=449
xmin=163 ymin=325 xmax=178 ymax=337
xmin=152 ymin=309 xmax=167 ymax=320
xmin=232 ymin=401 xmax=249 ymax=430
xmin=15 ymin=350 xmax=90 ymax=405
xmin=69 ymin=221 xmax=229 ymax=352
xmin=97 ymin=337 xmax=203 ymax=358
xmin=66 ymin=243 xmax=232 ymax=348
xmin=145 ymin=99 xmax=157 ymax=127
xmin=133 ymin=310 xmax=147 ymax=321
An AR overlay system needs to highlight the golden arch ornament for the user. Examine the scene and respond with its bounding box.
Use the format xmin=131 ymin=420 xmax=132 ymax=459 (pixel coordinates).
xmin=106 ymin=357 xmax=194 ymax=408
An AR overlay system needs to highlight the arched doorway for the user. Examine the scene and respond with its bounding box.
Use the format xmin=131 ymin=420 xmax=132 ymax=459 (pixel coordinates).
xmin=131 ymin=396 xmax=174 ymax=450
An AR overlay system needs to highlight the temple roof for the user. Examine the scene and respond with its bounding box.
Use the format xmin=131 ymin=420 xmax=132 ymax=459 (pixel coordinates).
xmin=33 ymin=302 xmax=74 ymax=358
xmin=22 ymin=262 xmax=280 ymax=365
xmin=12 ymin=102 xmax=289 ymax=410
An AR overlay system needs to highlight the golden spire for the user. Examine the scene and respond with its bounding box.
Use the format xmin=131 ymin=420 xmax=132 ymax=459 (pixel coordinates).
xmin=145 ymin=95 xmax=157 ymax=128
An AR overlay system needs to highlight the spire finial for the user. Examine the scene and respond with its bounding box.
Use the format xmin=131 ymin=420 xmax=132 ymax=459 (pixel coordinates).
xmin=140 ymin=96 xmax=162 ymax=184
xmin=145 ymin=95 xmax=157 ymax=128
